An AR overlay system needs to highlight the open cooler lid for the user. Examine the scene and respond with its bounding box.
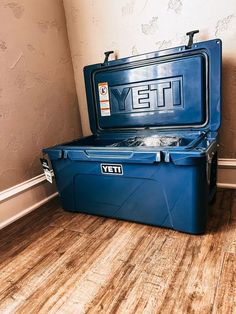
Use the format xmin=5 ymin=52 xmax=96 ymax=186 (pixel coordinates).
xmin=84 ymin=35 xmax=222 ymax=135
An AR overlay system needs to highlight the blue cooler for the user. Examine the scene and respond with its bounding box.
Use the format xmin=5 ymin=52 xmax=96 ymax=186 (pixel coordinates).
xmin=43 ymin=34 xmax=222 ymax=234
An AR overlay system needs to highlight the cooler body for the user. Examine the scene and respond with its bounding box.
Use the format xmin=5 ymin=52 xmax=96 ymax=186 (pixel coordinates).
xmin=44 ymin=132 xmax=218 ymax=234
xmin=43 ymin=38 xmax=221 ymax=234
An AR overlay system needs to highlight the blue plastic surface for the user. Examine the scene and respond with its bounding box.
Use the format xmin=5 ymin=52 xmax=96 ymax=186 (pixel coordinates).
xmin=84 ymin=39 xmax=222 ymax=134
xmin=43 ymin=38 xmax=222 ymax=234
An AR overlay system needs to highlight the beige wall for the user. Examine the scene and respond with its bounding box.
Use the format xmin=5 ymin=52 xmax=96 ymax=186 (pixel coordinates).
xmin=63 ymin=0 xmax=236 ymax=158
xmin=0 ymin=0 xmax=82 ymax=191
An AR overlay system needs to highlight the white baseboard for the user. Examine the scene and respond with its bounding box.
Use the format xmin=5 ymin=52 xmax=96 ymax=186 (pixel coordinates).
xmin=217 ymin=158 xmax=236 ymax=189
xmin=0 ymin=174 xmax=58 ymax=230
xmin=0 ymin=173 xmax=50 ymax=202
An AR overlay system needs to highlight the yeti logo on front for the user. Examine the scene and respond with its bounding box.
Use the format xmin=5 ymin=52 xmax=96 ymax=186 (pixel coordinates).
xmin=101 ymin=164 xmax=123 ymax=175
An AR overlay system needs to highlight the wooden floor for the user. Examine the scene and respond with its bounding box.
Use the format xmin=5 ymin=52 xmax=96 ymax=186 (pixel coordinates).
xmin=0 ymin=190 xmax=235 ymax=314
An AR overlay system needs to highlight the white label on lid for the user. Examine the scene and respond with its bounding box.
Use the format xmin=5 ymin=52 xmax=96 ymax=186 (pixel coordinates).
xmin=98 ymin=82 xmax=111 ymax=116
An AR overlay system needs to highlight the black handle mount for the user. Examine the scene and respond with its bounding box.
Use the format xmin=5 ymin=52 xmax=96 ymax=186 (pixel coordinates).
xmin=103 ymin=51 xmax=114 ymax=64
xmin=186 ymin=30 xmax=199 ymax=48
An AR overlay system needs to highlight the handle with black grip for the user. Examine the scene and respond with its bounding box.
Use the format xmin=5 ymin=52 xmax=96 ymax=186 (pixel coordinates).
xmin=103 ymin=51 xmax=114 ymax=64
xmin=186 ymin=30 xmax=199 ymax=48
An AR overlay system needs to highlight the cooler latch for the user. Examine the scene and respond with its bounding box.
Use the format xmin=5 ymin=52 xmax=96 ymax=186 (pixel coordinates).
xmin=186 ymin=30 xmax=199 ymax=49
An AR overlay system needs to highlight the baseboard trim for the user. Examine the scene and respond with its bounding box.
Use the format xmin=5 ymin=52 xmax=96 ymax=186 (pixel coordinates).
xmin=0 ymin=192 xmax=58 ymax=230
xmin=0 ymin=174 xmax=57 ymax=230
xmin=217 ymin=183 xmax=236 ymax=189
xmin=217 ymin=158 xmax=236 ymax=190
xmin=0 ymin=172 xmax=53 ymax=202
xmin=218 ymin=158 xmax=236 ymax=168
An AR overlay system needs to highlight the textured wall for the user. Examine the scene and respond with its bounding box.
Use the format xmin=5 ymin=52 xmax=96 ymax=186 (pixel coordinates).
xmin=63 ymin=0 xmax=236 ymax=158
xmin=0 ymin=0 xmax=82 ymax=191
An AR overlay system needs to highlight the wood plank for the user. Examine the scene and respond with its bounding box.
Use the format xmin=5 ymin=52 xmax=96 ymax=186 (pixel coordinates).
xmin=85 ymin=231 xmax=190 ymax=314
xmin=224 ymin=190 xmax=236 ymax=254
xmin=85 ymin=190 xmax=232 ymax=314
xmin=212 ymin=252 xmax=236 ymax=314
xmin=0 ymin=198 xmax=62 ymax=255
xmin=14 ymin=223 xmax=138 ymax=313
xmin=83 ymin=190 xmax=231 ymax=313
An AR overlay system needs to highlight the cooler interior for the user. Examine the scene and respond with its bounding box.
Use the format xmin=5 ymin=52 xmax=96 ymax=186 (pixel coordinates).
xmin=62 ymin=131 xmax=211 ymax=150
